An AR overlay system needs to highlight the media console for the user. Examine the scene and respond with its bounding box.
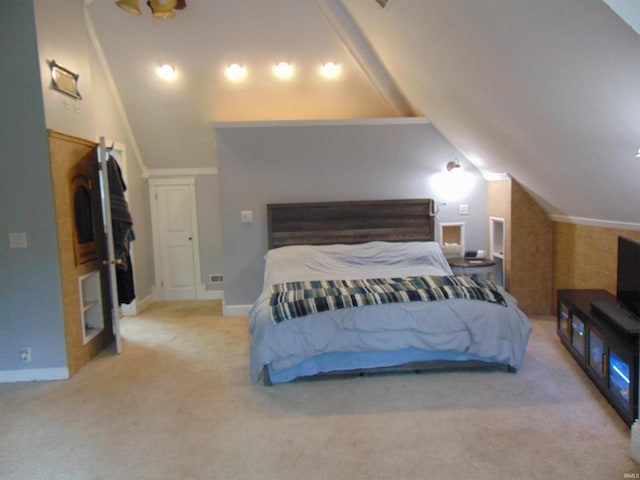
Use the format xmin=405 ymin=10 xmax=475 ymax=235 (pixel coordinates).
xmin=557 ymin=289 xmax=640 ymax=426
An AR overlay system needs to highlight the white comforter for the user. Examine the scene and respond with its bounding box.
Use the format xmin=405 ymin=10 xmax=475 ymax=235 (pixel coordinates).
xmin=249 ymin=241 xmax=531 ymax=383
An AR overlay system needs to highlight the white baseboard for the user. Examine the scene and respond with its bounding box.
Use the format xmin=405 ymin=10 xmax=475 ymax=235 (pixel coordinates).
xmin=151 ymin=285 xmax=222 ymax=302
xmin=151 ymin=285 xmax=163 ymax=301
xmin=121 ymin=303 xmax=135 ymax=317
xmin=202 ymin=289 xmax=224 ymax=300
xmin=0 ymin=367 xmax=69 ymax=383
xmin=120 ymin=292 xmax=154 ymax=316
xmin=196 ymin=283 xmax=207 ymax=299
xmin=136 ymin=293 xmax=154 ymax=313
xmin=223 ymin=304 xmax=252 ymax=316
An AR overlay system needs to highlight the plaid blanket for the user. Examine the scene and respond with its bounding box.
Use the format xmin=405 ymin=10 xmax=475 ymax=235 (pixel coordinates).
xmin=269 ymin=275 xmax=507 ymax=323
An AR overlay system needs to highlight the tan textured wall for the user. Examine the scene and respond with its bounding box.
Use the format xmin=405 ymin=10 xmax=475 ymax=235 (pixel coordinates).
xmin=487 ymin=178 xmax=553 ymax=315
xmin=510 ymin=181 xmax=553 ymax=315
xmin=487 ymin=179 xmax=511 ymax=219
xmin=552 ymin=222 xmax=640 ymax=311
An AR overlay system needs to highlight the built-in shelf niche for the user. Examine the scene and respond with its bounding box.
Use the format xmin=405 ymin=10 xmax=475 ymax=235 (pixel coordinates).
xmin=439 ymin=222 xmax=465 ymax=258
xmin=79 ymin=270 xmax=104 ymax=344
xmin=490 ymin=216 xmax=505 ymax=286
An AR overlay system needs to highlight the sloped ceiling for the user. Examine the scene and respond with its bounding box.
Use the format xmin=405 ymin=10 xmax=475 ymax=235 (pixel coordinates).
xmin=87 ymin=0 xmax=640 ymax=224
xmin=343 ymin=0 xmax=640 ymax=223
xmin=87 ymin=0 xmax=402 ymax=170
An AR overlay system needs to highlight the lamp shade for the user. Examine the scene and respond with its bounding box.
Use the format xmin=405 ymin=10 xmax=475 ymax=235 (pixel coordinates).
xmin=149 ymin=0 xmax=177 ymax=18
xmin=116 ymin=0 xmax=142 ymax=15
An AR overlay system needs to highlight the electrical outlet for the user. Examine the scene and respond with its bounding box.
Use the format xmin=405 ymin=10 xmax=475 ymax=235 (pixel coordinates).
xmin=209 ymin=274 xmax=223 ymax=283
xmin=19 ymin=347 xmax=31 ymax=363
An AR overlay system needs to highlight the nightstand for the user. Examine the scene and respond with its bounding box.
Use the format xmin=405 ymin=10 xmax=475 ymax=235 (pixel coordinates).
xmin=448 ymin=257 xmax=496 ymax=280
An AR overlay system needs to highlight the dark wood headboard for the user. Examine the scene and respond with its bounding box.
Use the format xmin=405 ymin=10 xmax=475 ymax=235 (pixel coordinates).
xmin=267 ymin=198 xmax=435 ymax=249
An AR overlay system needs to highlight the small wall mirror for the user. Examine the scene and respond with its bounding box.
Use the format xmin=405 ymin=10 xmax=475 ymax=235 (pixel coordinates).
xmin=49 ymin=60 xmax=82 ymax=99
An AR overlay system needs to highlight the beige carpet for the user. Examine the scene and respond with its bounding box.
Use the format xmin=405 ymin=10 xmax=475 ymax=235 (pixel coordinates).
xmin=1 ymin=300 xmax=638 ymax=480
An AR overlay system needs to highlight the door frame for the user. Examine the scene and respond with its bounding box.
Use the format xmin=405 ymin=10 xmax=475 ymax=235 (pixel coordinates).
xmin=149 ymin=176 xmax=205 ymax=300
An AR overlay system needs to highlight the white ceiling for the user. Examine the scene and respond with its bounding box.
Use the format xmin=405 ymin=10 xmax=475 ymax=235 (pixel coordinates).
xmin=87 ymin=0 xmax=640 ymax=224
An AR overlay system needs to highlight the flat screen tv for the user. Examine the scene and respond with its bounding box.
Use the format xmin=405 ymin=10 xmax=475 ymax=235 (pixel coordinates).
xmin=617 ymin=236 xmax=640 ymax=320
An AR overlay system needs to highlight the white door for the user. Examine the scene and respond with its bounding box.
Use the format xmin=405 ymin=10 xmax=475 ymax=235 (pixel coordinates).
xmin=150 ymin=178 xmax=202 ymax=300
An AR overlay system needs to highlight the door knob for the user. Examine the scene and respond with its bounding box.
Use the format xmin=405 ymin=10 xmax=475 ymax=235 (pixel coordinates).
xmin=102 ymin=258 xmax=124 ymax=265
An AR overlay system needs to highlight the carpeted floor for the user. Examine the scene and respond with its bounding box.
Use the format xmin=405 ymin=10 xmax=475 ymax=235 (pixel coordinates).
xmin=0 ymin=300 xmax=638 ymax=479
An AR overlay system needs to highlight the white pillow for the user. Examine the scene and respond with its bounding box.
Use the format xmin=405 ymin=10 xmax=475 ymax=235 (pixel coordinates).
xmin=263 ymin=241 xmax=453 ymax=290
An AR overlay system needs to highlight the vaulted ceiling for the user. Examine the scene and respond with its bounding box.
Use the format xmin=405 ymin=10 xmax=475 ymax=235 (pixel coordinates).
xmin=86 ymin=0 xmax=640 ymax=224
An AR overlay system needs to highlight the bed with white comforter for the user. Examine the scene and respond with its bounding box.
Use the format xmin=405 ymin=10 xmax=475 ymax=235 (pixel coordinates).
xmin=249 ymin=241 xmax=531 ymax=385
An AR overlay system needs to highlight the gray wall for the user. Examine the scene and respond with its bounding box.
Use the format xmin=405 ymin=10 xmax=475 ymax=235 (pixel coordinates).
xmin=216 ymin=120 xmax=488 ymax=308
xmin=195 ymin=174 xmax=224 ymax=289
xmin=0 ymin=2 xmax=68 ymax=372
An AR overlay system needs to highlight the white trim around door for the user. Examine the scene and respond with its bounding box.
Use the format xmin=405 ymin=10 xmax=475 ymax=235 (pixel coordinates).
xmin=149 ymin=177 xmax=205 ymax=301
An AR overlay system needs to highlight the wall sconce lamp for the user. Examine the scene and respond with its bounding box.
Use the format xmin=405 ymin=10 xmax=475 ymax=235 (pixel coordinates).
xmin=446 ymin=157 xmax=461 ymax=172
xmin=636 ymin=146 xmax=640 ymax=158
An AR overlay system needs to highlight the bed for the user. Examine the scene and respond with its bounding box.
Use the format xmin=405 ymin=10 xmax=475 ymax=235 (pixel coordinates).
xmin=249 ymin=198 xmax=531 ymax=385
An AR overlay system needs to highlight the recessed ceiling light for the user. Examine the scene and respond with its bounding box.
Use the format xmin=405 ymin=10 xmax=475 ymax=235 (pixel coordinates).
xmin=226 ymin=63 xmax=246 ymax=81
xmin=273 ymin=62 xmax=293 ymax=79
xmin=320 ymin=62 xmax=340 ymax=78
xmin=157 ymin=63 xmax=176 ymax=80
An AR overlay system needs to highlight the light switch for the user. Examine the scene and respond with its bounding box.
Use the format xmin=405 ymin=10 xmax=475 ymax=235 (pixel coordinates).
xmin=459 ymin=204 xmax=470 ymax=215
xmin=9 ymin=233 xmax=27 ymax=248
xmin=240 ymin=210 xmax=253 ymax=223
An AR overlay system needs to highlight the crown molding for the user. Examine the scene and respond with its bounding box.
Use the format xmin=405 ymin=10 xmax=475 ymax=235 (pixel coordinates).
xmin=212 ymin=117 xmax=429 ymax=129
xmin=551 ymin=215 xmax=640 ymax=232
xmin=147 ymin=168 xmax=217 ymax=177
